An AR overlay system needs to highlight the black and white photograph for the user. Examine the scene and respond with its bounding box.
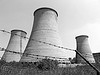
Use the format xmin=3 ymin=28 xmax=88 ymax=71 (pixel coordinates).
xmin=0 ymin=0 xmax=100 ymax=75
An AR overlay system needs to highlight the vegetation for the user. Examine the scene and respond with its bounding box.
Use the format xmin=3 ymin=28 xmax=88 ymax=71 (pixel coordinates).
xmin=0 ymin=59 xmax=100 ymax=75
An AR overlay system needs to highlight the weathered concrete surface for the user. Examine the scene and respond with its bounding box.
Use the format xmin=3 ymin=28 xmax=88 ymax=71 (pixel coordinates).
xmin=1 ymin=30 xmax=27 ymax=62
xmin=75 ymin=35 xmax=95 ymax=63
xmin=20 ymin=7 xmax=69 ymax=62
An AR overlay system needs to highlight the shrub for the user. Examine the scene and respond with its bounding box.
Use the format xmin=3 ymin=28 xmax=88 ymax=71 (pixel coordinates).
xmin=0 ymin=60 xmax=6 ymax=67
xmin=37 ymin=59 xmax=58 ymax=71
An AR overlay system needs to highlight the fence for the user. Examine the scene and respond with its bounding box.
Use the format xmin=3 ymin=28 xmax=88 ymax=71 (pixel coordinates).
xmin=0 ymin=29 xmax=100 ymax=75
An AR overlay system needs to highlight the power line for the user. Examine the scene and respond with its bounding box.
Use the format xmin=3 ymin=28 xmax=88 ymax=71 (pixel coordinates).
xmin=0 ymin=46 xmax=69 ymax=61
xmin=0 ymin=29 xmax=75 ymax=52
xmin=0 ymin=29 xmax=100 ymax=74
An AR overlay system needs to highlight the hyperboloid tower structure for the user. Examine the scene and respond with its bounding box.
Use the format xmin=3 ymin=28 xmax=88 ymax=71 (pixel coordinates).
xmin=75 ymin=35 xmax=95 ymax=63
xmin=20 ymin=7 xmax=69 ymax=62
xmin=1 ymin=30 xmax=27 ymax=62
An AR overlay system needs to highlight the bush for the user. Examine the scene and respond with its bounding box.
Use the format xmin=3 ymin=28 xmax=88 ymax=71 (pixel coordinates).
xmin=0 ymin=59 xmax=99 ymax=75
xmin=0 ymin=60 xmax=6 ymax=67
xmin=37 ymin=59 xmax=58 ymax=71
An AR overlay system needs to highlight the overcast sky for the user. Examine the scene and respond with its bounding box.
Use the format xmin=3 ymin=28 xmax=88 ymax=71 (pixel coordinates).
xmin=0 ymin=0 xmax=100 ymax=58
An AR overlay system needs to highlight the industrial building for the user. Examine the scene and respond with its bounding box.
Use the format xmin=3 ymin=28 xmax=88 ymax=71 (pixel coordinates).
xmin=0 ymin=7 xmax=96 ymax=64
xmin=1 ymin=30 xmax=27 ymax=62
xmin=20 ymin=7 xmax=69 ymax=62
xmin=75 ymin=35 xmax=95 ymax=63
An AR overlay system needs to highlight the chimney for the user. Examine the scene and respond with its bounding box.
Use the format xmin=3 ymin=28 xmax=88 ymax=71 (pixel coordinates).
xmin=1 ymin=29 xmax=27 ymax=62
xmin=75 ymin=35 xmax=95 ymax=63
xmin=20 ymin=7 xmax=68 ymax=62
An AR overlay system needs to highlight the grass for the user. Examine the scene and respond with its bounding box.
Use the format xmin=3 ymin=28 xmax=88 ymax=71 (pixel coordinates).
xmin=0 ymin=59 xmax=99 ymax=75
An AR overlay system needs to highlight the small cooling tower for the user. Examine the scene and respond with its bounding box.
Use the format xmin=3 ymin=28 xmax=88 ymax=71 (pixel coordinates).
xmin=75 ymin=35 xmax=95 ymax=63
xmin=1 ymin=30 xmax=27 ymax=62
xmin=20 ymin=7 xmax=68 ymax=62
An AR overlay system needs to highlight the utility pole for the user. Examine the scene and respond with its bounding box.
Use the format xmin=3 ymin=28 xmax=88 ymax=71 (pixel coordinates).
xmin=75 ymin=50 xmax=100 ymax=75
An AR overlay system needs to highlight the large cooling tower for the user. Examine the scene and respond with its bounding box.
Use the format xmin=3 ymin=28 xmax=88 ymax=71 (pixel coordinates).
xmin=20 ymin=7 xmax=68 ymax=62
xmin=75 ymin=35 xmax=95 ymax=63
xmin=1 ymin=30 xmax=27 ymax=62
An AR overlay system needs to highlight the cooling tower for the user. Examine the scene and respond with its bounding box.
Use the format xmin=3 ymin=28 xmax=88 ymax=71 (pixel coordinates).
xmin=75 ymin=35 xmax=95 ymax=63
xmin=1 ymin=30 xmax=27 ymax=62
xmin=20 ymin=7 xmax=68 ymax=62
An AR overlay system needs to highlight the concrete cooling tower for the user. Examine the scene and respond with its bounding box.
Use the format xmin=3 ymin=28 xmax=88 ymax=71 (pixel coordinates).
xmin=20 ymin=7 xmax=69 ymax=62
xmin=1 ymin=30 xmax=27 ymax=62
xmin=75 ymin=35 xmax=95 ymax=63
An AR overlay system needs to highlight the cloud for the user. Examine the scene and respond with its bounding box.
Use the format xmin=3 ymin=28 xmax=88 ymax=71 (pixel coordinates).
xmin=58 ymin=0 xmax=100 ymax=30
